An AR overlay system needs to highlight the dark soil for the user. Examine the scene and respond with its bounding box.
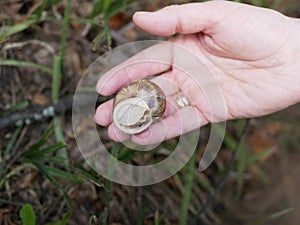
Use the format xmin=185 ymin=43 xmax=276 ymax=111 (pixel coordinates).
xmin=1 ymin=0 xmax=300 ymax=224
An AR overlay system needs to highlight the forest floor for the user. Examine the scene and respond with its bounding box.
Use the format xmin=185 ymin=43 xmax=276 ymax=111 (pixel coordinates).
xmin=1 ymin=0 xmax=300 ymax=224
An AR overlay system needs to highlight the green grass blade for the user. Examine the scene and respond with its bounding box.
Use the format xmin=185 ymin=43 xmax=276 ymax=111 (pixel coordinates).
xmin=247 ymin=147 xmax=274 ymax=166
xmin=6 ymin=101 xmax=30 ymax=111
xmin=52 ymin=0 xmax=71 ymax=159
xmin=44 ymin=192 xmax=72 ymax=225
xmin=36 ymin=142 xmax=66 ymax=157
xmin=90 ymin=0 xmax=104 ymax=18
xmin=73 ymin=162 xmax=104 ymax=187
xmin=53 ymin=116 xmax=67 ymax=158
xmin=0 ymin=58 xmax=52 ymax=74
xmin=32 ymin=163 xmax=61 ymax=188
xmin=20 ymin=204 xmax=36 ymax=225
xmin=21 ymin=142 xmax=66 ymax=159
xmin=254 ymin=165 xmax=270 ymax=184
xmin=4 ymin=126 xmax=22 ymax=160
xmin=60 ymin=0 xmax=72 ymax=66
xmin=235 ymin=134 xmax=248 ymax=200
xmin=212 ymin=123 xmax=237 ymax=150
xmin=251 ymin=0 xmax=266 ymax=6
xmin=117 ymin=146 xmax=136 ymax=162
xmin=271 ymin=0 xmax=283 ymax=9
xmin=33 ymin=0 xmax=60 ymax=21
xmin=268 ymin=207 xmax=294 ymax=220
xmin=154 ymin=213 xmax=163 ymax=225
xmin=193 ymin=170 xmax=213 ymax=192
xmin=32 ymin=156 xmax=68 ymax=164
xmin=103 ymin=142 xmax=120 ymax=224
xmin=35 ymin=0 xmax=48 ymax=22
xmin=0 ymin=19 xmax=37 ymax=42
xmin=102 ymin=0 xmax=113 ymax=16
xmin=51 ymin=0 xmax=70 ymax=160
xmin=106 ymin=0 xmax=136 ymax=18
xmin=52 ymin=56 xmax=62 ymax=101
xmin=43 ymin=165 xmax=84 ymax=183
xmin=25 ymin=126 xmax=54 ymax=153
xmin=52 ymin=56 xmax=67 ymax=158
xmin=92 ymin=22 xmax=111 ymax=52
xmin=0 ymin=165 xmax=25 ymax=189
xmin=179 ymin=153 xmax=197 ymax=225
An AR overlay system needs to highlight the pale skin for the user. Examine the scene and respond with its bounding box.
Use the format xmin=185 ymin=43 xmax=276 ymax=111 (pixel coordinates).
xmin=95 ymin=1 xmax=300 ymax=145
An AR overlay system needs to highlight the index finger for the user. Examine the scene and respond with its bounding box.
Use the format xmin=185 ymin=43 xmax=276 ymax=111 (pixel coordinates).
xmin=96 ymin=42 xmax=173 ymax=96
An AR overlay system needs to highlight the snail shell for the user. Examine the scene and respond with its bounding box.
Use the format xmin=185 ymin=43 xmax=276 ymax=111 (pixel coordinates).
xmin=113 ymin=79 xmax=166 ymax=134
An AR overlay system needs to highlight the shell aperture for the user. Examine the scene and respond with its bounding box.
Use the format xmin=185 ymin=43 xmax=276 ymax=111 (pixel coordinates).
xmin=112 ymin=80 xmax=166 ymax=134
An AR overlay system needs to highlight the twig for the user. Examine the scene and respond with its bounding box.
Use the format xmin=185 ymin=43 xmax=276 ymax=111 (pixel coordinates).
xmin=0 ymin=93 xmax=96 ymax=130
xmin=191 ymin=119 xmax=250 ymax=224
xmin=110 ymin=29 xmax=130 ymax=44
xmin=52 ymin=4 xmax=62 ymax=19
xmin=2 ymin=126 xmax=28 ymax=176
xmin=119 ymin=21 xmax=135 ymax=34
xmin=136 ymin=155 xmax=145 ymax=224
xmin=2 ymin=40 xmax=56 ymax=55
xmin=0 ymin=198 xmax=26 ymax=207
xmin=80 ymin=23 xmax=92 ymax=38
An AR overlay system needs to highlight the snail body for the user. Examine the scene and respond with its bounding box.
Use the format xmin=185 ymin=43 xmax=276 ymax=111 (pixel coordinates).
xmin=113 ymin=79 xmax=166 ymax=134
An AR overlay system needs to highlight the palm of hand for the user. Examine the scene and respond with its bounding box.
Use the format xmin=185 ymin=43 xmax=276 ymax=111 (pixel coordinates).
xmin=171 ymin=12 xmax=297 ymax=120
xmin=95 ymin=1 xmax=300 ymax=144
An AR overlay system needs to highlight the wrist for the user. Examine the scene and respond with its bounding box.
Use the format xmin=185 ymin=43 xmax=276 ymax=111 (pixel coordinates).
xmin=284 ymin=17 xmax=300 ymax=104
xmin=292 ymin=18 xmax=300 ymax=52
xmin=293 ymin=18 xmax=300 ymax=103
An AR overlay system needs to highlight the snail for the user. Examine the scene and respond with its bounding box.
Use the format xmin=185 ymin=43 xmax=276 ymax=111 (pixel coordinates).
xmin=112 ymin=79 xmax=166 ymax=134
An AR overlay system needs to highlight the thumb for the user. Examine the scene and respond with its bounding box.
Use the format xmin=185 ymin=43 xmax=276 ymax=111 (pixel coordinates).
xmin=133 ymin=1 xmax=238 ymax=36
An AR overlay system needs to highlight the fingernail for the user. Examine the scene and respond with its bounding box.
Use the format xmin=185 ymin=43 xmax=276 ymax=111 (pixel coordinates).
xmin=96 ymin=82 xmax=110 ymax=96
xmin=96 ymin=82 xmax=103 ymax=94
xmin=135 ymin=11 xmax=150 ymax=16
xmin=133 ymin=11 xmax=151 ymax=19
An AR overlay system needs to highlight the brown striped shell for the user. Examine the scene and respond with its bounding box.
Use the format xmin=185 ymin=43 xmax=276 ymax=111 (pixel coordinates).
xmin=112 ymin=79 xmax=166 ymax=134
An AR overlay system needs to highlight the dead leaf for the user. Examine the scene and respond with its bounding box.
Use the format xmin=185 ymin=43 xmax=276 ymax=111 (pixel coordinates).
xmin=247 ymin=128 xmax=274 ymax=161
xmin=32 ymin=93 xmax=51 ymax=105
xmin=109 ymin=13 xmax=126 ymax=29
xmin=0 ymin=209 xmax=16 ymax=225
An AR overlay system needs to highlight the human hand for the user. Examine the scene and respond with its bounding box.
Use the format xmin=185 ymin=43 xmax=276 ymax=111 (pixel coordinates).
xmin=95 ymin=1 xmax=300 ymax=145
